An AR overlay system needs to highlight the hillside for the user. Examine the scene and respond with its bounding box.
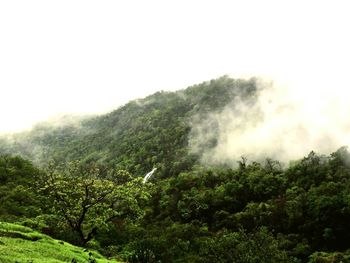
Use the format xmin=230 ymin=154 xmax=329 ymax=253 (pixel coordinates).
xmin=0 ymin=222 xmax=119 ymax=263
xmin=3 ymin=76 xmax=350 ymax=262
xmin=0 ymin=76 xmax=258 ymax=177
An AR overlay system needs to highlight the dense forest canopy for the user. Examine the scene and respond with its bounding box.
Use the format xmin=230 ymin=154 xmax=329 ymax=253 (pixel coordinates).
xmin=1 ymin=76 xmax=350 ymax=262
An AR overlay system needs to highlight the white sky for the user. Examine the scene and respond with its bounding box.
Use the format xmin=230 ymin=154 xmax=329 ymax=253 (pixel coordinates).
xmin=0 ymin=0 xmax=349 ymax=133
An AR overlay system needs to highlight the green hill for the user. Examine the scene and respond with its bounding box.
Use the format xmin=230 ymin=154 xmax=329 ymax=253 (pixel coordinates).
xmin=0 ymin=222 xmax=120 ymax=263
xmin=3 ymin=76 xmax=350 ymax=262
xmin=0 ymin=76 xmax=258 ymax=177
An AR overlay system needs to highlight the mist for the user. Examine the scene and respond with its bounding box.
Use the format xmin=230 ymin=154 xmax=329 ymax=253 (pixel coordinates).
xmin=0 ymin=113 xmax=95 ymax=164
xmin=189 ymin=75 xmax=350 ymax=165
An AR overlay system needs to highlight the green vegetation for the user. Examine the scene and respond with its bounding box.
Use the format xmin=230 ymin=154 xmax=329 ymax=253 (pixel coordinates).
xmin=40 ymin=161 xmax=148 ymax=246
xmin=0 ymin=76 xmax=258 ymax=177
xmin=0 ymin=222 xmax=119 ymax=263
xmin=1 ymin=76 xmax=350 ymax=262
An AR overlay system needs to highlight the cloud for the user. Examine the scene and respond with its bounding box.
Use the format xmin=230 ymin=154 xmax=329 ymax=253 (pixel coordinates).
xmin=189 ymin=76 xmax=350 ymax=166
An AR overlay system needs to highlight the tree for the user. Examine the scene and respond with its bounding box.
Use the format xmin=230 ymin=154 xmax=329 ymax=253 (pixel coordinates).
xmin=0 ymin=155 xmax=42 ymax=220
xmin=41 ymin=161 xmax=148 ymax=245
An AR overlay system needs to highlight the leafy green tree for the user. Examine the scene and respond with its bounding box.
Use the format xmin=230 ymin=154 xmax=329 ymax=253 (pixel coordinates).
xmin=41 ymin=161 xmax=148 ymax=245
xmin=0 ymin=155 xmax=42 ymax=220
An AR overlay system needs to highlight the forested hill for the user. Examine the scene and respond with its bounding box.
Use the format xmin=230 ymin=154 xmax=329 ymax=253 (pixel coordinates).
xmin=3 ymin=76 xmax=350 ymax=262
xmin=0 ymin=76 xmax=258 ymax=177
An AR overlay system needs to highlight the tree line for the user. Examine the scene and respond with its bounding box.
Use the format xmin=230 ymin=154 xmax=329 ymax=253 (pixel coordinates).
xmin=2 ymin=147 xmax=350 ymax=262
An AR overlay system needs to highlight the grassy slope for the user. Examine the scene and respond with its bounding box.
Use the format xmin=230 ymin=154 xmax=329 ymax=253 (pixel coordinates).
xmin=0 ymin=222 xmax=120 ymax=263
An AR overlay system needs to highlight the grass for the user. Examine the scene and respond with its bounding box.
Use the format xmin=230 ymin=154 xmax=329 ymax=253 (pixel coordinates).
xmin=0 ymin=222 xmax=121 ymax=263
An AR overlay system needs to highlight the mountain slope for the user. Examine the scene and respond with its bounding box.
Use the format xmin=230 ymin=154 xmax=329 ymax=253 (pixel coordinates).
xmin=0 ymin=76 xmax=258 ymax=177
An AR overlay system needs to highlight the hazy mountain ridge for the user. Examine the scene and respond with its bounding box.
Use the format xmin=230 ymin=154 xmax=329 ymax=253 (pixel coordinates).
xmin=0 ymin=76 xmax=258 ymax=177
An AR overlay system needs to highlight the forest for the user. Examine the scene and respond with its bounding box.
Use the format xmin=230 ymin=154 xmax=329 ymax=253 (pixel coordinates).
xmin=1 ymin=76 xmax=350 ymax=262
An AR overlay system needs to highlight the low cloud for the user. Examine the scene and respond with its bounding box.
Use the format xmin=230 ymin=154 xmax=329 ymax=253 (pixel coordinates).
xmin=189 ymin=77 xmax=350 ymax=166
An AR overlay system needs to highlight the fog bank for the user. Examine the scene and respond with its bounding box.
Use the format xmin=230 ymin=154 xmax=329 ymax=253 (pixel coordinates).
xmin=189 ymin=76 xmax=350 ymax=165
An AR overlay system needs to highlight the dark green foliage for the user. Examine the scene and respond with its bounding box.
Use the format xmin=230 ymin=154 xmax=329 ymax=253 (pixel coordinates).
xmin=308 ymin=251 xmax=350 ymax=263
xmin=0 ymin=155 xmax=42 ymax=221
xmin=198 ymin=228 xmax=289 ymax=263
xmin=107 ymin=148 xmax=350 ymax=262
